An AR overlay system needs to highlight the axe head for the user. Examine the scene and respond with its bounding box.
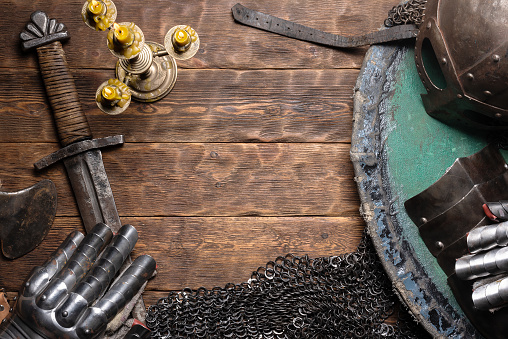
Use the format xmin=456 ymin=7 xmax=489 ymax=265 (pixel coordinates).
xmin=0 ymin=179 xmax=57 ymax=259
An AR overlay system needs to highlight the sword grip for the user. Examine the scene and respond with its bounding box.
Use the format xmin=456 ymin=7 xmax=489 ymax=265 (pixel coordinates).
xmin=37 ymin=41 xmax=92 ymax=146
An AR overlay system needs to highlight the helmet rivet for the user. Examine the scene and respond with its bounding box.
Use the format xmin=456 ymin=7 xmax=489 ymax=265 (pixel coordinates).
xmin=457 ymin=94 xmax=463 ymax=99
xmin=420 ymin=217 xmax=428 ymax=224
xmin=493 ymin=54 xmax=501 ymax=62
xmin=440 ymin=58 xmax=447 ymax=65
xmin=426 ymin=22 xmax=432 ymax=29
xmin=495 ymin=113 xmax=502 ymax=119
xmin=435 ymin=241 xmax=444 ymax=250
xmin=484 ymin=90 xmax=493 ymax=97
xmin=466 ymin=73 xmax=474 ymax=80
xmin=62 ymin=311 xmax=68 ymax=317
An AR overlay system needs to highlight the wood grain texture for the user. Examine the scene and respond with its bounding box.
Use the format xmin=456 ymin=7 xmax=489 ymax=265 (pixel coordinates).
xmin=0 ymin=0 xmax=400 ymax=314
xmin=0 ymin=143 xmax=360 ymax=217
xmin=0 ymin=68 xmax=357 ymax=143
xmin=0 ymin=216 xmax=363 ymax=291
xmin=4 ymin=0 xmax=399 ymax=70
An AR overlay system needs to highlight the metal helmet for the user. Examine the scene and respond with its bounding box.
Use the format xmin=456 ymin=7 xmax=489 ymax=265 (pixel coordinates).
xmin=414 ymin=0 xmax=508 ymax=130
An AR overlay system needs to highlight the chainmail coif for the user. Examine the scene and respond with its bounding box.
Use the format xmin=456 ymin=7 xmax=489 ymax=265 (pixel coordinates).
xmin=145 ymin=231 xmax=430 ymax=338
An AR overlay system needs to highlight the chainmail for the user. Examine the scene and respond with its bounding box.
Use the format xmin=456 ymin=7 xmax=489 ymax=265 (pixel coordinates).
xmin=384 ymin=0 xmax=427 ymax=27
xmin=145 ymin=231 xmax=431 ymax=338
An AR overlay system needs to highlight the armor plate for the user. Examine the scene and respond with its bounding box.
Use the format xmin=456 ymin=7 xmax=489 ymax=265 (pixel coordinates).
xmin=415 ymin=0 xmax=508 ymax=130
xmin=405 ymin=145 xmax=508 ymax=338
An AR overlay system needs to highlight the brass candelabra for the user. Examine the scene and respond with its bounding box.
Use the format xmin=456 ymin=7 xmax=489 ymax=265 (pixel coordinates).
xmin=82 ymin=0 xmax=199 ymax=114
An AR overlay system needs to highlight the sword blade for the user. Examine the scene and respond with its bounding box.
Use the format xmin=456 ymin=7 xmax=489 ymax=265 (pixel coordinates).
xmin=63 ymin=149 xmax=121 ymax=233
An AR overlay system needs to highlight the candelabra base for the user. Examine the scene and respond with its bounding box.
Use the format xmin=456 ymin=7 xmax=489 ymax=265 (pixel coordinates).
xmin=116 ymin=42 xmax=177 ymax=102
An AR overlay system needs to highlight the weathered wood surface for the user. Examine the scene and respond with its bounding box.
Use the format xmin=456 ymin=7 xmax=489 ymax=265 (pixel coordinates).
xmin=4 ymin=0 xmax=396 ymax=70
xmin=0 ymin=69 xmax=358 ymax=143
xmin=0 ymin=216 xmax=364 ymax=291
xmin=0 ymin=0 xmax=400 ymax=310
xmin=0 ymin=143 xmax=358 ymax=216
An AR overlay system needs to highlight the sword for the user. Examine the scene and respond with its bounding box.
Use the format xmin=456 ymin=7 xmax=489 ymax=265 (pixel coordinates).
xmin=20 ymin=11 xmax=147 ymax=334
xmin=20 ymin=10 xmax=123 ymax=233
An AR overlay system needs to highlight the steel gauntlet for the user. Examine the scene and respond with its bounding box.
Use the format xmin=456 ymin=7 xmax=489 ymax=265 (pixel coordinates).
xmin=0 ymin=223 xmax=156 ymax=339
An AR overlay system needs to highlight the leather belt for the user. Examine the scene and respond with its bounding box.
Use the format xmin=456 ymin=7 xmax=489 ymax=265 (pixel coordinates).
xmin=232 ymin=3 xmax=419 ymax=48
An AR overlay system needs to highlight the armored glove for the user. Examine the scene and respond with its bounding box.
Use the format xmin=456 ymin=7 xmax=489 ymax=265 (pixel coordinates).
xmin=0 ymin=223 xmax=156 ymax=339
xmin=483 ymin=201 xmax=508 ymax=222
xmin=456 ymin=221 xmax=508 ymax=310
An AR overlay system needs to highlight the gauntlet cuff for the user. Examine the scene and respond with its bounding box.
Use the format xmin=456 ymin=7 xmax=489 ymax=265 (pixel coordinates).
xmin=0 ymin=314 xmax=46 ymax=339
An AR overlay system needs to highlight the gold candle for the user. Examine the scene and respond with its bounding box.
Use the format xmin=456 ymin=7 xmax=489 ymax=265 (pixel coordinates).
xmin=164 ymin=25 xmax=200 ymax=60
xmin=96 ymin=79 xmax=132 ymax=114
xmin=113 ymin=23 xmax=134 ymax=46
xmin=87 ymin=0 xmax=104 ymax=15
xmin=173 ymin=29 xmax=191 ymax=48
xmin=99 ymin=79 xmax=131 ymax=106
xmin=107 ymin=22 xmax=143 ymax=59
xmin=101 ymin=85 xmax=121 ymax=105
xmin=82 ymin=0 xmax=115 ymax=31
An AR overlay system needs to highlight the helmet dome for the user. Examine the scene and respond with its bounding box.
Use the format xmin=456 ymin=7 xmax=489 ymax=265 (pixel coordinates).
xmin=415 ymin=0 xmax=508 ymax=130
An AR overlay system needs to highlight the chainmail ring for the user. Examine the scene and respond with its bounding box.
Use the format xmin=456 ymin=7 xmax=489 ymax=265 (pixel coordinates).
xmin=384 ymin=0 xmax=427 ymax=27
xmin=146 ymin=232 xmax=430 ymax=338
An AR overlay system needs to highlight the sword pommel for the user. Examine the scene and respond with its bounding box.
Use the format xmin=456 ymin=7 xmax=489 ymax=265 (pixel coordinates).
xmin=20 ymin=11 xmax=70 ymax=51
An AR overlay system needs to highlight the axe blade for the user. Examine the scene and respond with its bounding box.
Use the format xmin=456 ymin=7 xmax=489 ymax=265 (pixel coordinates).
xmin=0 ymin=179 xmax=57 ymax=259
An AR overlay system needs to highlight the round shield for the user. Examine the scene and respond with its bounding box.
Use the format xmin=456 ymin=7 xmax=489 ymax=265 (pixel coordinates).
xmin=350 ymin=41 xmax=503 ymax=337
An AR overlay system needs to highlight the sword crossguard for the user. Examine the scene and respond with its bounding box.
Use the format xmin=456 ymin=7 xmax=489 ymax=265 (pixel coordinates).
xmin=34 ymin=135 xmax=125 ymax=170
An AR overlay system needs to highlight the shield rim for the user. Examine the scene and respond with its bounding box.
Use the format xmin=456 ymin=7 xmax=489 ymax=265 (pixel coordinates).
xmin=350 ymin=42 xmax=480 ymax=338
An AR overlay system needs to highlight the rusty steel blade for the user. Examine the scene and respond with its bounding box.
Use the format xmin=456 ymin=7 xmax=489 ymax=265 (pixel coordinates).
xmin=19 ymin=10 xmax=123 ymax=234
xmin=63 ymin=149 xmax=121 ymax=233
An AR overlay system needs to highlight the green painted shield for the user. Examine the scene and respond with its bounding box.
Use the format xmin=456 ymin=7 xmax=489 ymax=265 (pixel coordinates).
xmin=351 ymin=42 xmax=507 ymax=338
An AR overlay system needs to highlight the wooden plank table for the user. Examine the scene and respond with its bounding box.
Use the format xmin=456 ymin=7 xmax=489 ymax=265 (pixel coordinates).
xmin=0 ymin=0 xmax=399 ymax=314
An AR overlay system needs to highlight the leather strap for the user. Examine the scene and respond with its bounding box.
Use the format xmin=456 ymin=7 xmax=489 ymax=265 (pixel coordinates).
xmin=232 ymin=3 xmax=419 ymax=48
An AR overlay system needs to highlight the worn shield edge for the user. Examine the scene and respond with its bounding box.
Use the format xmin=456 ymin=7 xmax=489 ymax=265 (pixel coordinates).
xmin=350 ymin=43 xmax=480 ymax=337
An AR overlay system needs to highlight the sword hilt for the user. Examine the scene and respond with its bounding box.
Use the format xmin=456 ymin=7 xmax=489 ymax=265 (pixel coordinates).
xmin=21 ymin=11 xmax=92 ymax=146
